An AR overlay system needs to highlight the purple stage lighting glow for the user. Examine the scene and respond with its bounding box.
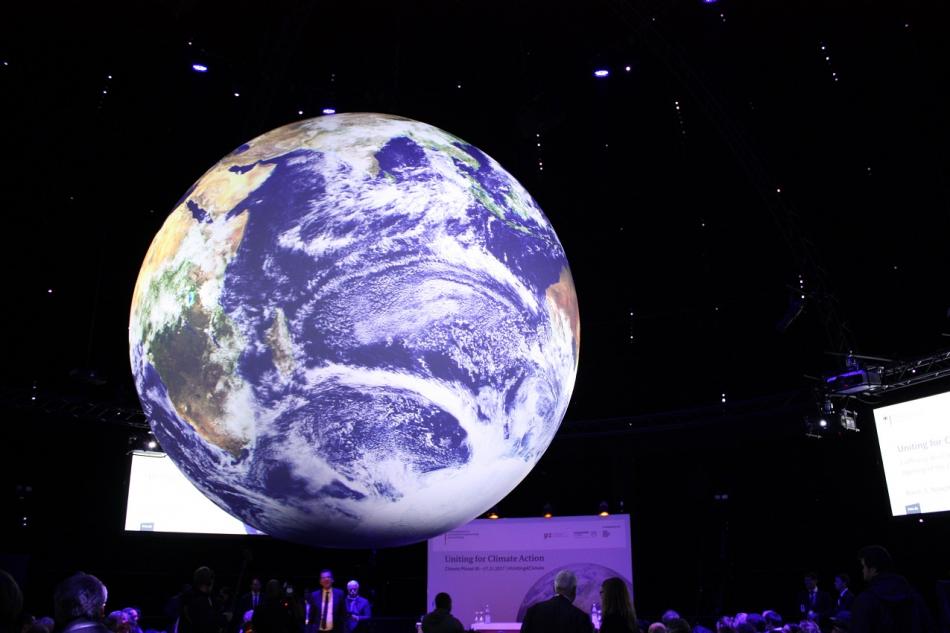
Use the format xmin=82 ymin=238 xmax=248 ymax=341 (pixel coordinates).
xmin=192 ymin=63 xmax=208 ymax=72
xmin=703 ymin=0 xmax=718 ymax=4
xmin=825 ymin=369 xmax=864 ymax=383
xmin=322 ymin=108 xmax=336 ymax=115
xmin=594 ymin=69 xmax=609 ymax=78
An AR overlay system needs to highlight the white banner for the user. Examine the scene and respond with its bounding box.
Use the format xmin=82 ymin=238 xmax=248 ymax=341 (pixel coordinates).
xmin=874 ymin=390 xmax=950 ymax=516
xmin=426 ymin=515 xmax=632 ymax=628
xmin=125 ymin=451 xmax=263 ymax=535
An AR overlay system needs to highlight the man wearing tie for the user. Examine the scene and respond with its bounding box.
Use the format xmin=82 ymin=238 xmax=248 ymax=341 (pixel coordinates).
xmin=308 ymin=570 xmax=346 ymax=633
xmin=797 ymin=572 xmax=832 ymax=624
xmin=234 ymin=578 xmax=262 ymax=633
xmin=833 ymin=573 xmax=855 ymax=614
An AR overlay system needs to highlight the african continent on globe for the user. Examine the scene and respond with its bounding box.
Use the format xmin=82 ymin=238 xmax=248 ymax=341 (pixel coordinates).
xmin=129 ymin=112 xmax=579 ymax=548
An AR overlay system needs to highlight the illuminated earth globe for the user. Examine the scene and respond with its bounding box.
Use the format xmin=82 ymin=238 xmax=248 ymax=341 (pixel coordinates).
xmin=129 ymin=112 xmax=579 ymax=548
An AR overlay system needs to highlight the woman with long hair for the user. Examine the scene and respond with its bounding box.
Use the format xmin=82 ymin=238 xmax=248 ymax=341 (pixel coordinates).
xmin=600 ymin=577 xmax=638 ymax=633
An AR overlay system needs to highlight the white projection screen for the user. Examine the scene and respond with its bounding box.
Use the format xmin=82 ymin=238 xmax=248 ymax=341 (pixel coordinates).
xmin=873 ymin=389 xmax=950 ymax=516
xmin=426 ymin=515 xmax=633 ymax=628
xmin=125 ymin=451 xmax=264 ymax=535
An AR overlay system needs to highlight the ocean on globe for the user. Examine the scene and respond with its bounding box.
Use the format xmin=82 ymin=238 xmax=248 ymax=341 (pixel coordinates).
xmin=129 ymin=112 xmax=579 ymax=548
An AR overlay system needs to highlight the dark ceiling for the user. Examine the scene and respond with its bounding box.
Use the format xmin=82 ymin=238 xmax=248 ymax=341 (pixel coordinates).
xmin=3 ymin=0 xmax=949 ymax=422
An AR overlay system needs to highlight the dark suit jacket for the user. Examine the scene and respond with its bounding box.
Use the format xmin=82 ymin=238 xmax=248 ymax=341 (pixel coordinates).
xmin=520 ymin=594 xmax=593 ymax=633
xmin=343 ymin=596 xmax=371 ymax=633
xmin=837 ymin=588 xmax=855 ymax=612
xmin=797 ymin=589 xmax=833 ymax=619
xmin=307 ymin=588 xmax=346 ymax=633
xmin=238 ymin=592 xmax=263 ymax=614
xmin=233 ymin=592 xmax=263 ymax=631
xmin=179 ymin=588 xmax=227 ymax=633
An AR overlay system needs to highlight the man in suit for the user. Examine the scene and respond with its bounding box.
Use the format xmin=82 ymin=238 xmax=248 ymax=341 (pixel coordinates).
xmin=343 ymin=581 xmax=370 ymax=633
xmin=520 ymin=569 xmax=593 ymax=633
xmin=307 ymin=570 xmax=346 ymax=633
xmin=797 ymin=572 xmax=833 ymax=624
xmin=833 ymin=573 xmax=855 ymax=614
xmin=234 ymin=579 xmax=262 ymax=630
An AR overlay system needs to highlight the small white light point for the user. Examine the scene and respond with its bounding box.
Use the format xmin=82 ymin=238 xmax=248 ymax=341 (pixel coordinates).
xmin=298 ymin=110 xmax=304 ymax=115
xmin=322 ymin=108 xmax=336 ymax=115
xmin=625 ymin=65 xmax=631 ymax=71
xmin=234 ymin=92 xmax=240 ymax=97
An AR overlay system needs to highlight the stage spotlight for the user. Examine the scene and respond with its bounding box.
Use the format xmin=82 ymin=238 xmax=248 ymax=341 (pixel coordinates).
xmin=804 ymin=416 xmax=828 ymax=439
xmin=839 ymin=408 xmax=859 ymax=432
xmin=145 ymin=431 xmax=162 ymax=452
xmin=822 ymin=398 xmax=834 ymax=415
xmin=322 ymin=108 xmax=336 ymax=115
xmin=598 ymin=501 xmax=609 ymax=517
xmin=543 ymin=503 xmax=553 ymax=519
xmin=487 ymin=510 xmax=499 ymax=520
xmin=192 ymin=63 xmax=208 ymax=73
xmin=594 ymin=69 xmax=609 ymax=78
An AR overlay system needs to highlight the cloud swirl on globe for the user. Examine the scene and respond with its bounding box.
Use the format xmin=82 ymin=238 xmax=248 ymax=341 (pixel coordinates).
xmin=129 ymin=113 xmax=579 ymax=548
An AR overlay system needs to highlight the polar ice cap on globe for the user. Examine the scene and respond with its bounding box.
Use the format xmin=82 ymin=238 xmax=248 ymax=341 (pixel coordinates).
xmin=128 ymin=112 xmax=579 ymax=548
